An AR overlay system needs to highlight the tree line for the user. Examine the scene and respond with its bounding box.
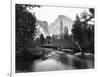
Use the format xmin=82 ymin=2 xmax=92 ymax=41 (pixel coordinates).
xmin=72 ymin=8 xmax=94 ymax=54
xmin=16 ymin=4 xmax=94 ymax=54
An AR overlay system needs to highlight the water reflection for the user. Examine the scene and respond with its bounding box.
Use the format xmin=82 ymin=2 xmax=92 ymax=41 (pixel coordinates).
xmin=16 ymin=50 xmax=94 ymax=73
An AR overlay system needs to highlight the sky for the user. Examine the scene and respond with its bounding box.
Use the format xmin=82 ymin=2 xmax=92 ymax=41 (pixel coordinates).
xmin=26 ymin=5 xmax=89 ymax=36
xmin=27 ymin=5 xmax=89 ymax=24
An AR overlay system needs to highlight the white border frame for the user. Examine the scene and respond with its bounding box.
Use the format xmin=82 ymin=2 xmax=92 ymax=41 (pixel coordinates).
xmin=11 ymin=0 xmax=96 ymax=77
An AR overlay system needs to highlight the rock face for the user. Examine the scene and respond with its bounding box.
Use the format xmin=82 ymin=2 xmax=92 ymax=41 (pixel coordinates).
xmin=48 ymin=15 xmax=73 ymax=35
xmin=36 ymin=20 xmax=49 ymax=37
xmin=36 ymin=15 xmax=73 ymax=37
xmin=39 ymin=21 xmax=49 ymax=36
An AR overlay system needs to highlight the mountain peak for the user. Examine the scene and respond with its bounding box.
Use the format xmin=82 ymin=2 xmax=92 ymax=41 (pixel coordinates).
xmin=49 ymin=15 xmax=73 ymax=35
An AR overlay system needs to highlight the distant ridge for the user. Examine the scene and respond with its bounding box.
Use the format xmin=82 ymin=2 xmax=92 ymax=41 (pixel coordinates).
xmin=48 ymin=15 xmax=73 ymax=35
xmin=36 ymin=15 xmax=73 ymax=37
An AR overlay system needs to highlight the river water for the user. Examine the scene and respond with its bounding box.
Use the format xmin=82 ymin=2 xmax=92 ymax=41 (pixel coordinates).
xmin=16 ymin=50 xmax=94 ymax=73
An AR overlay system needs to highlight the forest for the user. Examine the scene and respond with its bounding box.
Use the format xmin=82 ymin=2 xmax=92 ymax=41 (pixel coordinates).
xmin=15 ymin=4 xmax=94 ymax=73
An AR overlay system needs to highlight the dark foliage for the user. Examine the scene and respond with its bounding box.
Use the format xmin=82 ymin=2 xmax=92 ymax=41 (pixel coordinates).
xmin=46 ymin=36 xmax=52 ymax=44
xmin=16 ymin=4 xmax=37 ymax=52
xmin=71 ymin=9 xmax=94 ymax=54
xmin=40 ymin=34 xmax=45 ymax=45
xmin=64 ymin=27 xmax=69 ymax=40
xmin=72 ymin=15 xmax=83 ymax=42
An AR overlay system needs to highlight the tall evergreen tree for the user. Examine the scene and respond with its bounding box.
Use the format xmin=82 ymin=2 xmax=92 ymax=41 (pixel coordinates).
xmin=16 ymin=4 xmax=38 ymax=51
xmin=64 ymin=26 xmax=69 ymax=40
xmin=40 ymin=34 xmax=45 ymax=45
xmin=72 ymin=9 xmax=94 ymax=54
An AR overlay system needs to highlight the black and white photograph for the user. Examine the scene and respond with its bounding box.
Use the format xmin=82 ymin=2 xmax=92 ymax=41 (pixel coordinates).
xmin=15 ymin=4 xmax=94 ymax=73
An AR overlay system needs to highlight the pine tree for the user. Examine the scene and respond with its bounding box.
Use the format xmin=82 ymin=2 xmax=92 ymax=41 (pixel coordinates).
xmin=72 ymin=9 xmax=94 ymax=54
xmin=64 ymin=26 xmax=69 ymax=40
xmin=40 ymin=34 xmax=45 ymax=45
xmin=16 ymin=4 xmax=38 ymax=51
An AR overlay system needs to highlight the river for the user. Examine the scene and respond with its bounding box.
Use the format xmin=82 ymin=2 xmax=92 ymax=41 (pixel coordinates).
xmin=16 ymin=50 xmax=94 ymax=73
